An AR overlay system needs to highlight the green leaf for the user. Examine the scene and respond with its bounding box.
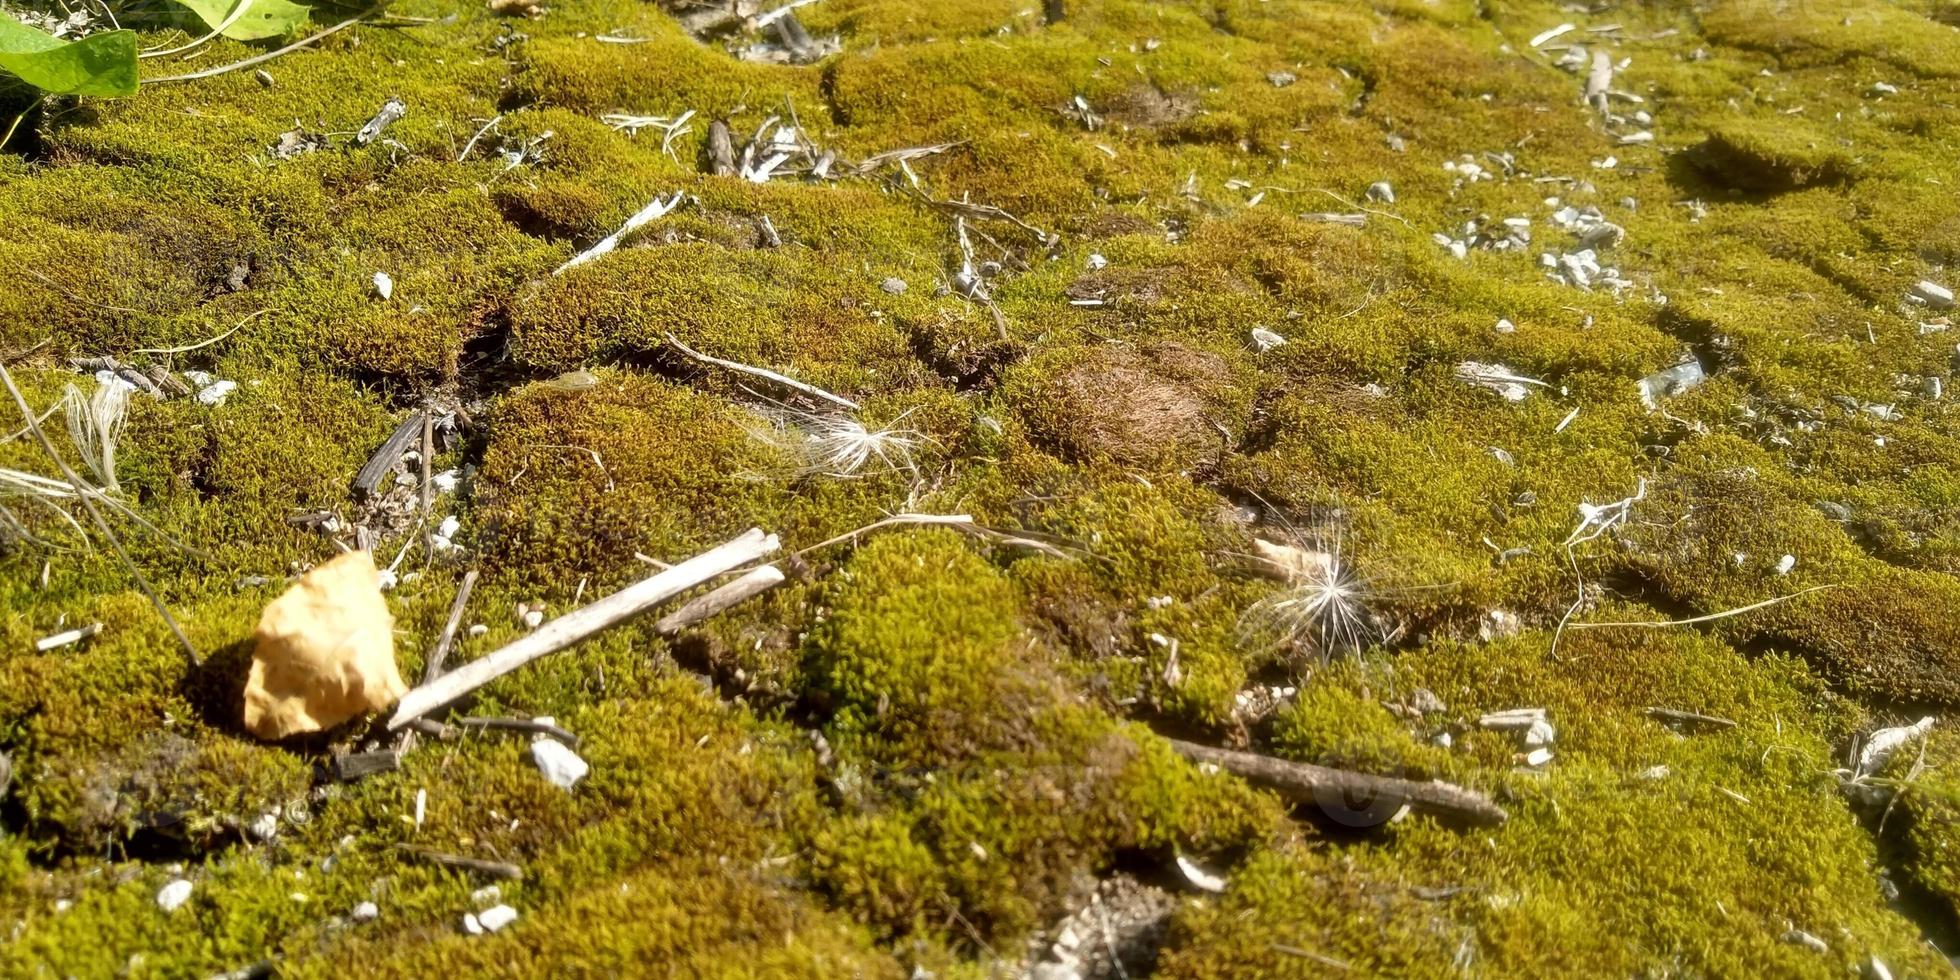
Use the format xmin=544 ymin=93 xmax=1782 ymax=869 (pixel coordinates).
xmin=169 ymin=0 xmax=311 ymax=41
xmin=0 ymin=17 xmax=137 ymax=97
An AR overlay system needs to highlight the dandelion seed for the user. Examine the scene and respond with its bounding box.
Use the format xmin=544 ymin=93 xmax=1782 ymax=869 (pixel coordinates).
xmin=752 ymin=402 xmax=923 ymax=479
xmin=1239 ymin=535 xmax=1378 ymax=660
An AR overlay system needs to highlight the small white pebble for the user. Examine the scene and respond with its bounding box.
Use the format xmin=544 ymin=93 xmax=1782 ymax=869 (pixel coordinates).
xmin=468 ymin=623 xmax=488 ymax=636
xmin=247 ymin=810 xmax=280 ymax=842
xmin=1494 ymin=318 xmax=1516 ymax=333
xmin=476 ymin=904 xmax=518 ymax=932
xmin=372 ymin=271 xmax=394 ymax=300
xmin=1249 ymin=326 xmax=1287 ymax=353
xmin=523 ymin=608 xmax=544 ymax=629
xmin=1775 ymin=554 xmax=1796 ymax=576
xmin=351 ymin=901 xmax=379 ymax=923
xmin=413 ymin=788 xmax=426 ymax=829
xmin=195 ymin=379 xmax=237 ymax=406
xmin=1523 ymin=747 xmax=1553 ymax=767
xmin=156 ymin=879 xmax=193 ymax=913
xmin=1085 ymin=253 xmax=1108 ymax=271
xmin=532 ymin=739 xmax=590 ymax=790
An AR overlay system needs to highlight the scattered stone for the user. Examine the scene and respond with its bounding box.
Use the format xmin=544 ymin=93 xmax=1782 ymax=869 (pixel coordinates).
xmin=355 ymin=96 xmax=408 ymax=146
xmin=1364 ymin=180 xmax=1394 ymax=204
xmin=1249 ymin=326 xmax=1286 ymax=352
xmin=1411 ymin=688 xmax=1447 ymax=715
xmin=243 ymin=551 xmax=406 ymax=741
xmin=372 ymin=272 xmax=393 ymax=301
xmin=351 ymin=901 xmax=379 ymax=923
xmin=477 ymin=904 xmax=518 ymax=932
xmin=195 ymin=379 xmax=238 ymax=406
xmin=1267 ymin=70 xmax=1296 ymax=87
xmin=1781 ymin=928 xmax=1828 ymax=954
xmin=531 ymin=737 xmax=589 ymax=790
xmin=879 ymin=276 xmax=907 ymax=295
xmin=1909 ymin=280 xmax=1954 ymax=309
xmin=156 ymin=879 xmax=193 ymax=913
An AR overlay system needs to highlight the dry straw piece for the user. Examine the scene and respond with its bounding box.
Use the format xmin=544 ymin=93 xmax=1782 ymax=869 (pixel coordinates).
xmin=244 ymin=550 xmax=407 ymax=740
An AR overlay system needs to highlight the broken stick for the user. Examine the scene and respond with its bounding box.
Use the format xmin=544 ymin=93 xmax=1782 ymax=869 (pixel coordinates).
xmin=1167 ymin=739 xmax=1507 ymax=827
xmin=351 ymin=411 xmax=426 ymax=499
xmin=655 ymin=564 xmax=785 ymax=634
xmin=664 ymin=333 xmax=859 ymax=411
xmin=394 ymin=845 xmax=523 ymax=881
xmin=422 ymin=569 xmax=479 ymax=683
xmin=388 ymin=528 xmax=779 ymax=727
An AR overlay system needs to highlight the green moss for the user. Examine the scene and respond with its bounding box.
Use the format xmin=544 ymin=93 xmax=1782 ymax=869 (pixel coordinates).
xmin=1689 ymin=118 xmax=1863 ymax=191
xmin=3 ymin=0 xmax=1960 ymax=971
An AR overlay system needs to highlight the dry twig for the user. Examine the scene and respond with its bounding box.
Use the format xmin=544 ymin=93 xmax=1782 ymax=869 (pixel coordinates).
xmin=1167 ymin=739 xmax=1506 ymax=826
xmin=0 ymin=361 xmax=198 ymax=663
xmin=389 ymin=529 xmax=779 ymax=727
xmin=666 ymin=333 xmax=858 ymax=411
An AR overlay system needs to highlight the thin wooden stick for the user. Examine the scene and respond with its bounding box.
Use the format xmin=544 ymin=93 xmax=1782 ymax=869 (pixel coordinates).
xmin=1166 ymin=739 xmax=1507 ymax=827
xmin=418 ymin=410 xmax=434 ymax=560
xmin=654 ymin=564 xmax=784 ymax=634
xmin=1568 ymin=585 xmax=1837 ymax=629
xmin=130 ymin=313 xmax=260 ymax=355
xmin=147 ymin=16 xmax=364 ymax=84
xmin=665 ymin=333 xmax=859 ymax=411
xmin=423 ymin=569 xmax=478 ymax=682
xmin=0 ymin=361 xmax=199 ymax=664
xmin=352 ymin=411 xmax=425 ymax=498
xmin=393 ymin=845 xmax=523 ymax=880
xmin=1645 ymin=706 xmax=1737 ymax=730
xmin=452 ymin=715 xmax=579 ymax=748
xmin=388 ymin=529 xmax=779 ymax=727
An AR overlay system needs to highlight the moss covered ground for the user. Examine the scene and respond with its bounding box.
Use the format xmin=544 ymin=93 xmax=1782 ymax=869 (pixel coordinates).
xmin=1 ymin=0 xmax=1959 ymax=974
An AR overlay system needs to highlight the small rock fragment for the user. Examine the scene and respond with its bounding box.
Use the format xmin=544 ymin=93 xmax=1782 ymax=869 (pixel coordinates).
xmin=1411 ymin=688 xmax=1447 ymax=715
xmin=355 ymin=96 xmax=407 ymax=146
xmin=476 ymin=904 xmax=518 ymax=932
xmin=372 ymin=272 xmax=393 ymax=301
xmin=1249 ymin=326 xmax=1287 ymax=353
xmin=879 ymin=276 xmax=907 ymax=295
xmin=1775 ymin=554 xmax=1796 ymax=576
xmin=351 ymin=901 xmax=379 ymax=923
xmin=1781 ymin=929 xmax=1828 ymax=954
xmin=196 ymin=379 xmax=237 ymax=406
xmin=531 ymin=738 xmax=589 ymax=790
xmin=157 ymin=879 xmax=193 ymax=912
xmin=1266 ymin=70 xmax=1296 ymax=88
xmin=1364 ymin=180 xmax=1395 ymax=204
xmin=1909 ymin=279 xmax=1954 ymax=309
xmin=243 ymin=551 xmax=406 ymax=740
